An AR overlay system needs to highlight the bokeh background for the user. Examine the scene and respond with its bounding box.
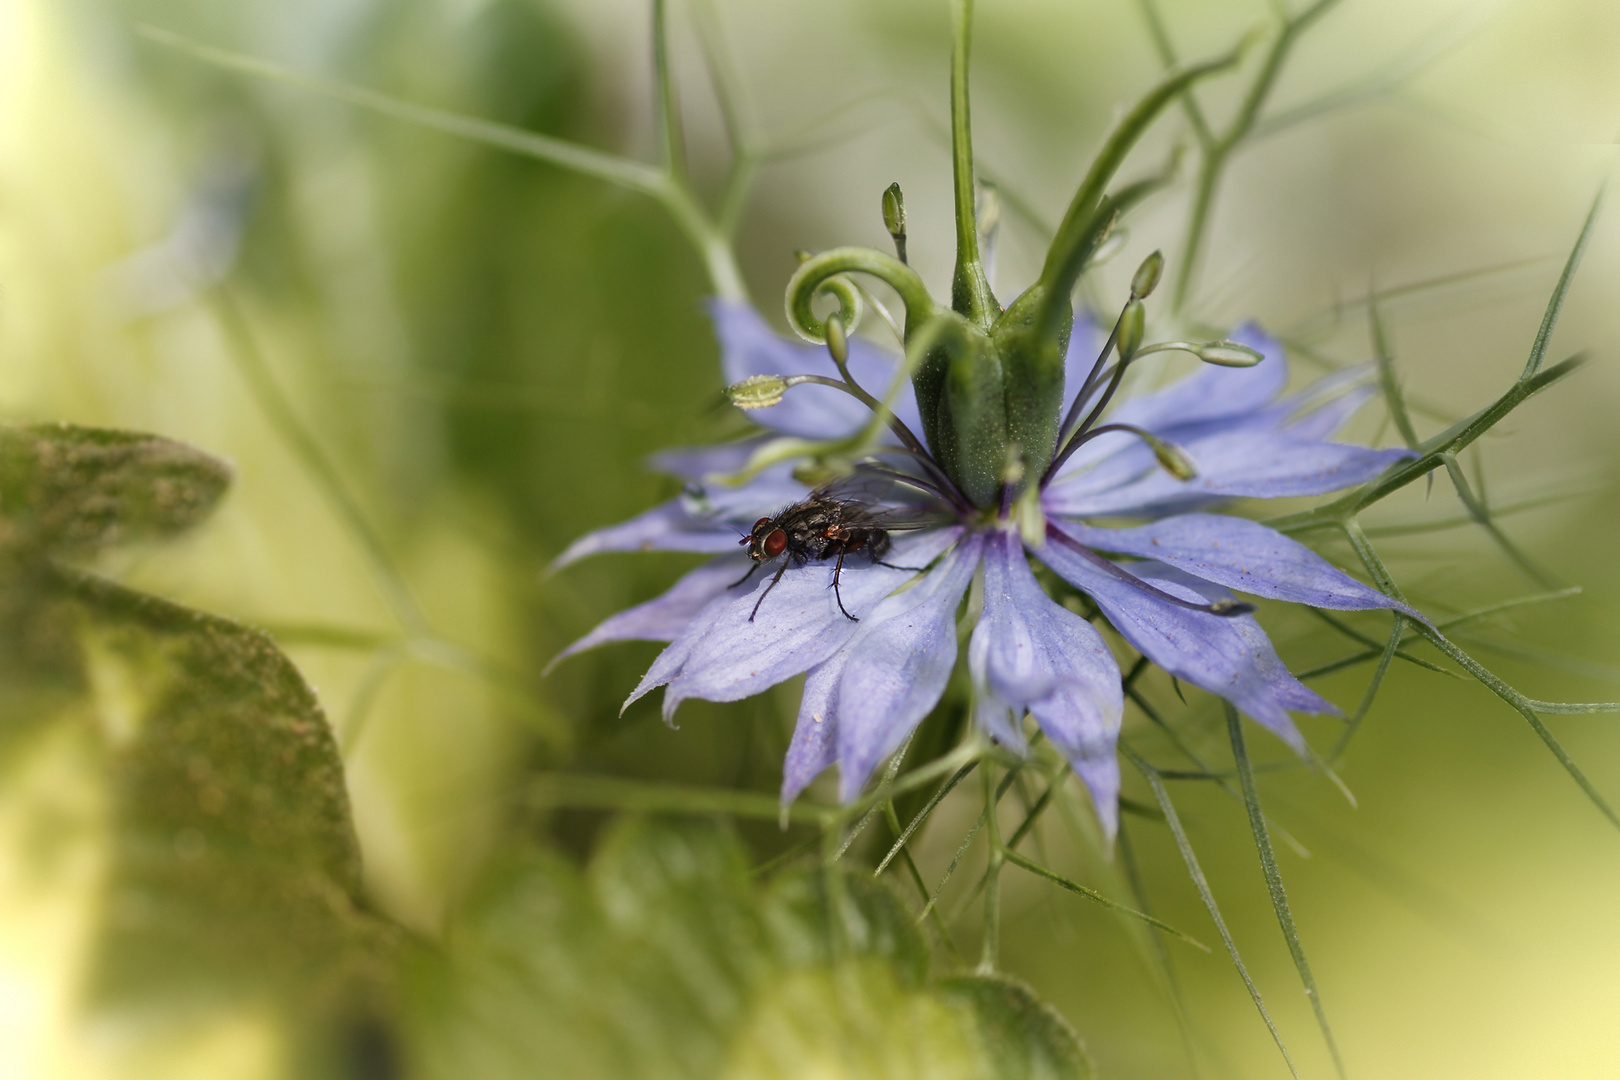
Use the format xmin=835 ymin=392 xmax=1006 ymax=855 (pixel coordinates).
xmin=3 ymin=0 xmax=1620 ymax=1076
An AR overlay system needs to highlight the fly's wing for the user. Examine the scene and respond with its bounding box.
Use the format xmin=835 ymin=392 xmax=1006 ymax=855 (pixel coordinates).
xmin=814 ymin=465 xmax=953 ymax=532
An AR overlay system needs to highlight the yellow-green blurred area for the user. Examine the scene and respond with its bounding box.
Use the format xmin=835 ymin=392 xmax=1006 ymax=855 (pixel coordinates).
xmin=3 ymin=0 xmax=1620 ymax=1076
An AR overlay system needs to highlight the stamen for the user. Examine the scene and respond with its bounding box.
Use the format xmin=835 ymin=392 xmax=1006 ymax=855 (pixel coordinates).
xmin=824 ymin=313 xmax=853 ymax=384
xmin=778 ymin=374 xmax=934 ymax=462
xmin=1046 ymin=526 xmax=1253 ymax=618
xmin=725 ymin=374 xmax=788 ymax=410
xmin=1071 ymin=423 xmax=1197 ymax=481
xmin=1047 ymin=250 xmax=1169 ymax=484
xmin=882 ymin=182 xmax=908 ymax=265
xmin=1131 ymin=249 xmax=1165 ymax=299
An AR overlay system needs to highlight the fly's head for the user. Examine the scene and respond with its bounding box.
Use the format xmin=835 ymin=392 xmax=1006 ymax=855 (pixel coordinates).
xmin=742 ymin=515 xmax=788 ymax=563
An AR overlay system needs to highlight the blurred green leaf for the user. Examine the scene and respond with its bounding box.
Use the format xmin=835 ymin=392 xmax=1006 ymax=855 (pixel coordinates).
xmin=403 ymin=817 xmax=1091 ymax=1079
xmin=0 ymin=422 xmax=388 ymax=1064
xmin=70 ymin=571 xmax=383 ymax=1009
xmin=0 ymin=423 xmax=231 ymax=557
xmin=935 ymin=975 xmax=1094 ymax=1080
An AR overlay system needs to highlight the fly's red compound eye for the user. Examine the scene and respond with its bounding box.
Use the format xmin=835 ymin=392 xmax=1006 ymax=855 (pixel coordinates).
xmin=752 ymin=517 xmax=773 ymax=533
xmin=763 ymin=529 xmax=788 ymax=558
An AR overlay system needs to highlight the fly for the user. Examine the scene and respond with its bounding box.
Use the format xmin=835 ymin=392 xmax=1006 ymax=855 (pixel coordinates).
xmin=732 ymin=485 xmax=930 ymax=622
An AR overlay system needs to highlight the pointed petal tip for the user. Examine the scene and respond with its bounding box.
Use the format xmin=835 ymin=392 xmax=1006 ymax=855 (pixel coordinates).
xmin=660 ymin=688 xmax=684 ymax=729
xmin=1070 ymin=755 xmax=1121 ymax=846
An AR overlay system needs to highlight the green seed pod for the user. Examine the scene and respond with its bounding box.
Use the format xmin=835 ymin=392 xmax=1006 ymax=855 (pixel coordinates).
xmin=1117 ymin=299 xmax=1146 ymax=362
xmin=1197 ymin=340 xmax=1264 ymax=368
xmin=726 ymin=374 xmax=788 ymax=411
xmin=1130 ymin=250 xmax=1165 ymax=299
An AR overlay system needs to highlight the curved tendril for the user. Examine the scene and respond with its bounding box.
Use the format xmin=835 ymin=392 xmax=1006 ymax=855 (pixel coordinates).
xmin=786 ymin=247 xmax=939 ymax=344
xmin=1046 ymin=525 xmax=1252 ymax=617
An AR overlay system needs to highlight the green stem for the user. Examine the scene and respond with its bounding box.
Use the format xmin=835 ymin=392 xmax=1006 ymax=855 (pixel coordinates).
xmin=211 ymin=291 xmax=427 ymax=638
xmin=949 ymin=0 xmax=996 ymax=328
xmin=1124 ymin=744 xmax=1300 ymax=1079
xmin=1037 ymin=47 xmax=1242 ymax=336
xmin=137 ymin=25 xmax=750 ymax=302
xmin=527 ymin=772 xmax=830 ymax=825
xmin=1171 ymin=0 xmax=1343 ymax=311
xmin=979 ymin=764 xmax=1004 ymax=973
xmin=652 ymin=0 xmax=687 ymax=180
xmin=1227 ymin=705 xmax=1348 ymax=1079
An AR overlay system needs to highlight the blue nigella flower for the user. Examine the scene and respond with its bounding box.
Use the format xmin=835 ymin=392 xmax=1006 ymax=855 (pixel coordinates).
xmin=550 ymin=299 xmax=1420 ymax=837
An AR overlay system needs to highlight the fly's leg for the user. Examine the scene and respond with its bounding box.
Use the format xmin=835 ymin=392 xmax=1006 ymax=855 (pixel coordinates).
xmin=874 ymin=560 xmax=926 ymax=572
xmin=728 ymin=562 xmax=761 ymax=589
xmin=749 ymin=560 xmax=792 ymax=622
xmin=830 ymin=548 xmax=858 ymax=622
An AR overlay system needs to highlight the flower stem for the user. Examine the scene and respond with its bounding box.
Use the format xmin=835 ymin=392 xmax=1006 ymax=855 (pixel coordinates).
xmin=1171 ymin=0 xmax=1344 ymax=312
xmin=652 ymin=0 xmax=687 ymax=181
xmin=949 ymin=0 xmax=997 ymax=329
xmin=978 ymin=763 xmax=1004 ymax=973
xmin=1226 ymin=704 xmax=1348 ymax=1080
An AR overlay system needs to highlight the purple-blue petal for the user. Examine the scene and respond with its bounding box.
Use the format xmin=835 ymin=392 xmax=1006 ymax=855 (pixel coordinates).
xmin=971 ymin=531 xmax=1124 ymax=835
xmin=551 ymin=501 xmax=745 ymax=569
xmin=545 ymin=555 xmax=751 ymax=675
xmin=649 ymin=438 xmax=771 ymax=482
xmin=1266 ymin=365 xmax=1378 ymax=441
xmin=781 ymin=652 xmax=848 ymax=803
xmin=1061 ymin=513 xmax=1422 ymax=618
xmin=552 ymin=465 xmax=806 ymax=570
xmin=834 ymin=533 xmax=984 ymax=801
xmin=710 ymin=299 xmax=924 ymax=440
xmin=625 ymin=528 xmax=964 ymax=721
xmin=1038 ymin=529 xmax=1338 ymax=751
xmin=1044 ymin=429 xmax=1413 ymax=517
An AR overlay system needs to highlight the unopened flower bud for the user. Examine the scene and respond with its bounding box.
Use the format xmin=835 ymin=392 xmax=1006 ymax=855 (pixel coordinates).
xmin=1130 ymin=250 xmax=1165 ymax=299
xmin=882 ymin=182 xmax=908 ymax=264
xmin=727 ymin=374 xmax=788 ymax=410
xmin=1117 ymin=300 xmax=1145 ymax=362
xmin=1141 ymin=431 xmax=1197 ymax=480
xmin=824 ymin=314 xmax=848 ymax=367
xmin=1197 ymin=340 xmax=1263 ymax=368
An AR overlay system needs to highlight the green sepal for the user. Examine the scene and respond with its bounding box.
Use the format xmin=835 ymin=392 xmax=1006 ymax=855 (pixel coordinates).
xmin=992 ymin=284 xmax=1070 ymax=499
xmin=938 ymin=331 xmax=1008 ymax=508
